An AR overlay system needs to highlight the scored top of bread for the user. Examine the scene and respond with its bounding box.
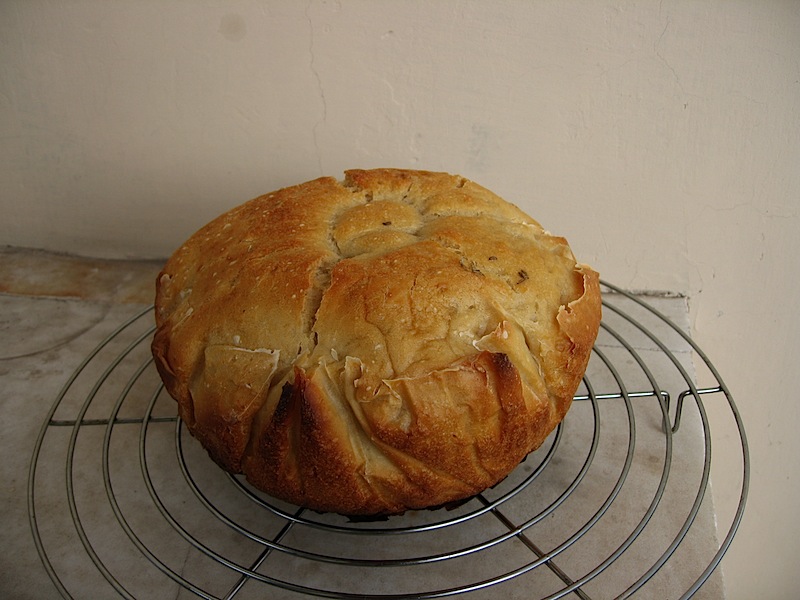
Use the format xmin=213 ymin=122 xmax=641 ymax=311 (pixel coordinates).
xmin=151 ymin=169 xmax=601 ymax=515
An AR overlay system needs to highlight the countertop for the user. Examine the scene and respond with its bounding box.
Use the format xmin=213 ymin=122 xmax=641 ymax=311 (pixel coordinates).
xmin=1 ymin=247 xmax=740 ymax=599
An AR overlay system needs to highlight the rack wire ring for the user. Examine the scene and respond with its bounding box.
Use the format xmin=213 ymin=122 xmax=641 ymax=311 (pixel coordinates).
xmin=27 ymin=283 xmax=749 ymax=599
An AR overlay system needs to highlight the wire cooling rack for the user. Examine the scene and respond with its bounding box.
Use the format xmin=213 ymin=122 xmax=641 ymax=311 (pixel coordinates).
xmin=28 ymin=282 xmax=749 ymax=599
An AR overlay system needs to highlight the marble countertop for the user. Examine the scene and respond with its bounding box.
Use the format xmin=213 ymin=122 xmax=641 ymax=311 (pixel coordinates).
xmin=1 ymin=247 xmax=736 ymax=599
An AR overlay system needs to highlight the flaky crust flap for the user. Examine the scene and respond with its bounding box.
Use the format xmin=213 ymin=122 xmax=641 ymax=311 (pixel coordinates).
xmin=152 ymin=169 xmax=601 ymax=515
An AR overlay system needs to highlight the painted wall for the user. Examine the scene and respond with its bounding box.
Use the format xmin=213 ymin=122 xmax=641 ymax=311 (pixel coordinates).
xmin=2 ymin=1 xmax=798 ymax=597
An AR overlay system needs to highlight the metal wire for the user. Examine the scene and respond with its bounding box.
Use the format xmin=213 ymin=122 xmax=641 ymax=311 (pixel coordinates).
xmin=28 ymin=282 xmax=749 ymax=599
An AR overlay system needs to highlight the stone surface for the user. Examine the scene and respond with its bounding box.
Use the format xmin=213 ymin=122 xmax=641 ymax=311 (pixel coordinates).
xmin=1 ymin=249 xmax=732 ymax=599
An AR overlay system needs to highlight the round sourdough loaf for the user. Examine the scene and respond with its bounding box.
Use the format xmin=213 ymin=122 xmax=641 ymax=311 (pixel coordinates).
xmin=152 ymin=169 xmax=601 ymax=515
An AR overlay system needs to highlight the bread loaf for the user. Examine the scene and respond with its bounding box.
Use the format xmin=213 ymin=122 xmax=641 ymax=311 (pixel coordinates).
xmin=152 ymin=169 xmax=601 ymax=515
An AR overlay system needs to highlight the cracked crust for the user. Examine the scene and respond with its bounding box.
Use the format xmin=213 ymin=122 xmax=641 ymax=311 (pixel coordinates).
xmin=152 ymin=168 xmax=601 ymax=515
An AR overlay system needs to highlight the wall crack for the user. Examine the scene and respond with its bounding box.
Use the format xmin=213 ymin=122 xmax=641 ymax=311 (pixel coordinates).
xmin=306 ymin=0 xmax=327 ymax=174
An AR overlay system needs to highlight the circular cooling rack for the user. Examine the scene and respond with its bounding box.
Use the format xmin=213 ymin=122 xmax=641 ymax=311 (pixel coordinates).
xmin=29 ymin=282 xmax=749 ymax=600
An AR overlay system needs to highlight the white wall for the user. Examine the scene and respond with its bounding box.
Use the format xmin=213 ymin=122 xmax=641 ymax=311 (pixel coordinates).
xmin=2 ymin=1 xmax=798 ymax=597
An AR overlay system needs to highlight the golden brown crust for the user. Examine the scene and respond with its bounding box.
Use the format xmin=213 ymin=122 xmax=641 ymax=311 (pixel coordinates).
xmin=152 ymin=169 xmax=601 ymax=515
